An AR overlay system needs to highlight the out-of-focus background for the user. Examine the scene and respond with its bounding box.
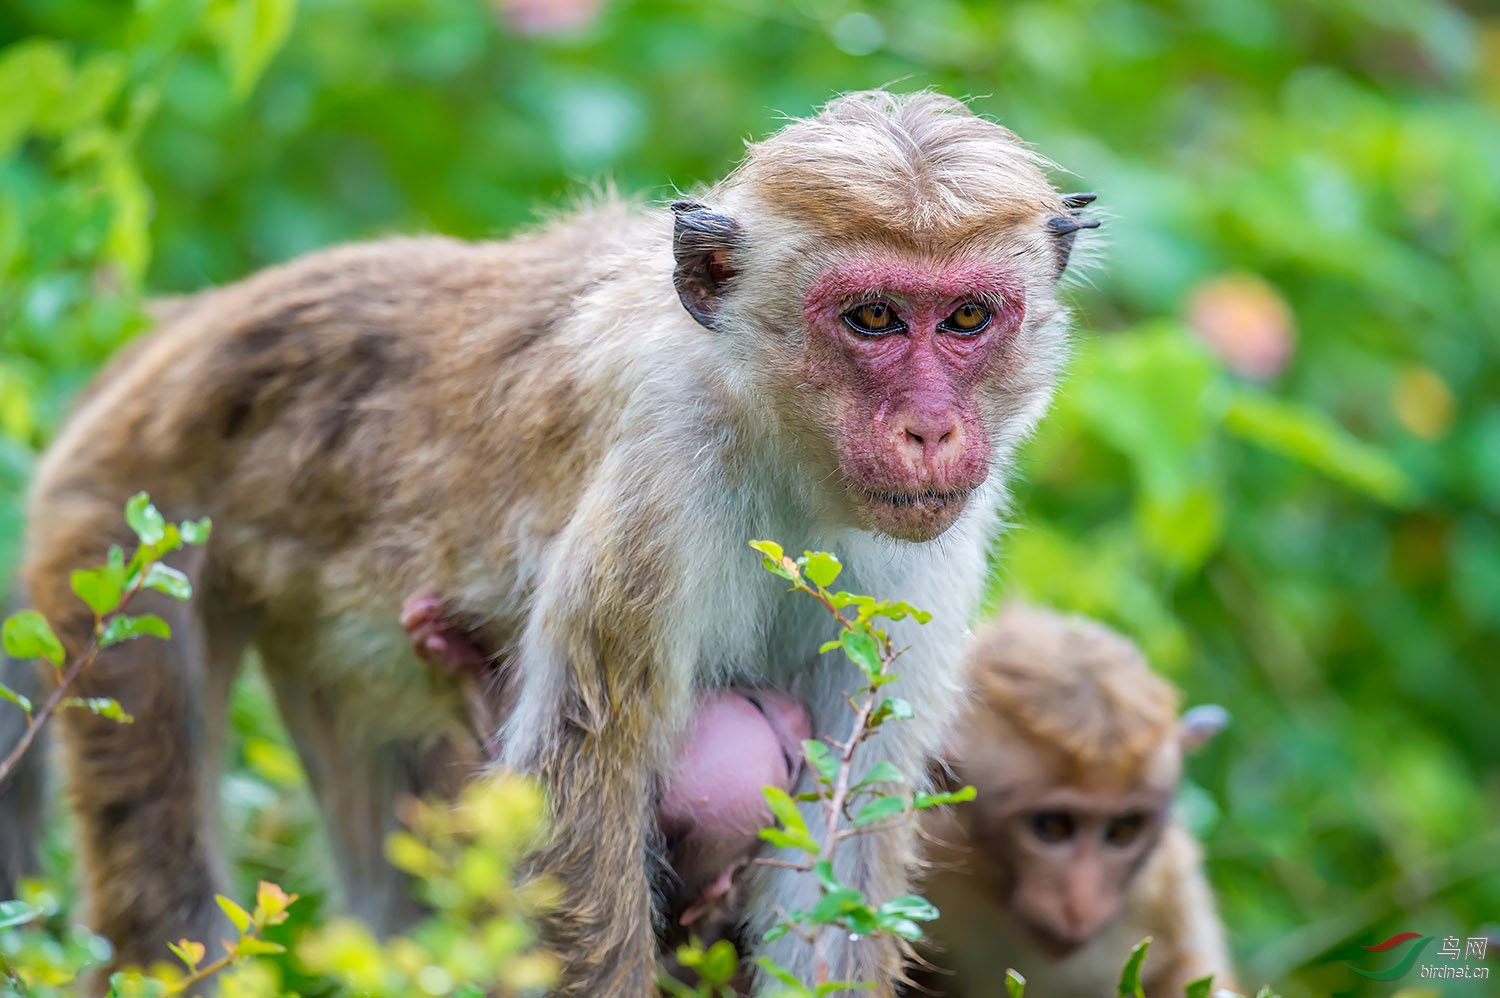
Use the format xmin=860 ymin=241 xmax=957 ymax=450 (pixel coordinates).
xmin=0 ymin=1 xmax=1496 ymax=995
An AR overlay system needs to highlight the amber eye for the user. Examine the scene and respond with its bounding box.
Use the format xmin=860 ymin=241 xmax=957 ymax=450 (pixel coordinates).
xmin=1104 ymin=813 xmax=1148 ymax=847
xmin=843 ymin=301 xmax=905 ymax=336
xmin=1027 ymin=810 xmax=1077 ymax=844
xmin=939 ymin=302 xmax=992 ymax=334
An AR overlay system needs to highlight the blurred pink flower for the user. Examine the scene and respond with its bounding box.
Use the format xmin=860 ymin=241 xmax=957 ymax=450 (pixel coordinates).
xmin=1186 ymin=272 xmax=1296 ymax=380
xmin=495 ymin=0 xmax=604 ymax=36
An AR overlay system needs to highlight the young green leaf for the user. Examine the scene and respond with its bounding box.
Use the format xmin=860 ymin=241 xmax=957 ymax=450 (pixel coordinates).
xmin=71 ymin=563 xmax=127 ymax=616
xmin=913 ymin=785 xmax=978 ymax=809
xmin=100 ymin=613 xmax=172 ymax=647
xmin=179 ymin=517 xmax=212 ymax=545
xmin=124 ymin=492 xmax=167 ymax=546
xmin=141 ymin=562 xmax=193 ymax=601
xmin=877 ymin=895 xmax=938 ymax=922
xmin=0 ymin=680 xmax=32 ymax=715
xmin=216 ymin=895 xmax=252 ymax=933
xmin=851 ymin=795 xmax=905 ymax=826
xmin=0 ymin=898 xmax=42 ymax=931
xmin=759 ymin=827 xmax=820 ymax=854
xmin=801 ymin=551 xmax=842 ymax=588
xmin=870 ymin=696 xmax=914 ymax=726
xmin=697 ymin=938 xmax=739 ymax=985
xmin=1183 ymin=976 xmax=1215 ymax=998
xmin=3 ymin=609 xmax=65 ymax=665
xmin=61 ymin=697 xmax=135 ymax=723
xmin=841 ymin=630 xmax=883 ymax=677
xmin=1117 ymin=937 xmax=1152 ymax=998
xmin=233 ymin=935 xmax=285 ymax=956
xmin=803 ymin=740 xmax=838 ymax=784
xmin=1005 ymin=969 xmax=1026 ymax=998
xmin=852 ymin=761 xmax=905 ymax=791
xmin=763 ymin=786 xmax=810 ymax=836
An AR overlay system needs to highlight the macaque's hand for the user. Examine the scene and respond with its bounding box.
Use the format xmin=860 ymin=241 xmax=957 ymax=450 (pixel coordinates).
xmin=400 ymin=591 xmax=491 ymax=678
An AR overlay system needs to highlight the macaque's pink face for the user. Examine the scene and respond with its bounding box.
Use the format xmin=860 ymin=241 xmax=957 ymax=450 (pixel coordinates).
xmin=801 ymin=255 xmax=1025 ymax=541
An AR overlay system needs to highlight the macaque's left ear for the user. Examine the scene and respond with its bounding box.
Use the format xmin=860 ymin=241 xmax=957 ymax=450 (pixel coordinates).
xmin=1178 ymin=703 xmax=1230 ymax=753
xmin=671 ymin=200 xmax=741 ymax=329
xmin=1046 ymin=192 xmax=1101 ymax=277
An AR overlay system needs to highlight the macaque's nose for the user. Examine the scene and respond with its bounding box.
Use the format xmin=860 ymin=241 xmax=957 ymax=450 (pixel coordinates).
xmin=897 ymin=411 xmax=962 ymax=464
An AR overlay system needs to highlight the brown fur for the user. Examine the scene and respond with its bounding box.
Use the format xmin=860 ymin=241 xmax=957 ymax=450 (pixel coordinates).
xmin=912 ymin=604 xmax=1237 ymax=997
xmin=18 ymin=93 xmax=1088 ymax=994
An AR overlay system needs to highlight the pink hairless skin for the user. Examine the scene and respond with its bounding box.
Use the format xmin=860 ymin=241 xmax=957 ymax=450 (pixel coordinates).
xmin=800 ymin=256 xmax=1026 ymax=541
xmin=400 ymin=591 xmax=812 ymax=925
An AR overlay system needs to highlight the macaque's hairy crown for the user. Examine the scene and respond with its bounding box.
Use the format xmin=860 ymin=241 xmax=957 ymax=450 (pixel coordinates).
xmin=727 ymin=90 xmax=1068 ymax=246
xmin=968 ymin=603 xmax=1180 ymax=789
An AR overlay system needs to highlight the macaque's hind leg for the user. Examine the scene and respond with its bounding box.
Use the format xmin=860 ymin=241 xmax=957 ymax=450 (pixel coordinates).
xmin=0 ymin=586 xmax=48 ymax=898
xmin=57 ymin=583 xmax=238 ymax=974
xmin=260 ymin=662 xmax=470 ymax=933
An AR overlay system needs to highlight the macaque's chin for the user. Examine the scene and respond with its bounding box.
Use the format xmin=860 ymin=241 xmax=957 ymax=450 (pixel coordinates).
xmin=848 ymin=485 xmax=971 ymax=542
xmin=1020 ymin=920 xmax=1092 ymax=960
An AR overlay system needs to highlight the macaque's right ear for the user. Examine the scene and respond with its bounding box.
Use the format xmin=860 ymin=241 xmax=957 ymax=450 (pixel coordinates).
xmin=1178 ymin=703 xmax=1230 ymax=753
xmin=671 ymin=200 xmax=741 ymax=329
xmin=1045 ymin=192 xmax=1100 ymax=277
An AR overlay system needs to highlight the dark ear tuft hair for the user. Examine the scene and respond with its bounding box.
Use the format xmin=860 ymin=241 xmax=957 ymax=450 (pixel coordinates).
xmin=1048 ymin=192 xmax=1101 ymax=276
xmin=671 ymin=201 xmax=741 ymax=329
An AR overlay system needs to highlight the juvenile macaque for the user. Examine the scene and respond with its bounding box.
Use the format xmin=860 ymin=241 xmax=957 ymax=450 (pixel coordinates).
xmin=912 ymin=604 xmax=1238 ymax=997
xmin=16 ymin=91 xmax=1091 ymax=993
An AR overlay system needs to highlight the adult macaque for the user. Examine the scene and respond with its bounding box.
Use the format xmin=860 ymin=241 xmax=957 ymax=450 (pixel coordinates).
xmin=912 ymin=604 xmax=1238 ymax=998
xmin=17 ymin=91 xmax=1091 ymax=993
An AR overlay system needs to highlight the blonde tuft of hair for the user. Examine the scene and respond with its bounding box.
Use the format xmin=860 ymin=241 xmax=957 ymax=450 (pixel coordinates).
xmin=727 ymin=90 xmax=1067 ymax=244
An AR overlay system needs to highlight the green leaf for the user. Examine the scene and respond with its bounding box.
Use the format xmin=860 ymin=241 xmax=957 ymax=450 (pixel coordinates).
xmin=1117 ymin=937 xmax=1152 ymax=998
xmin=802 ymin=550 xmax=842 ymax=588
xmin=759 ymin=827 xmax=819 ymax=855
xmin=810 ymin=887 xmax=863 ymax=924
xmin=1223 ymin=390 xmax=1414 ymax=506
xmin=853 ymin=761 xmax=905 ymax=790
xmin=697 ymin=938 xmax=739 ymax=985
xmin=0 ymin=681 xmax=32 ymax=715
xmin=804 ymin=739 xmax=838 ymax=784
xmin=107 ymin=971 xmax=170 ymax=998
xmin=61 ymin=697 xmax=134 ymax=723
xmin=217 ymin=0 xmax=299 ymax=99
xmin=750 ymin=540 xmax=795 ymax=580
xmin=841 ymin=630 xmax=883 ymax=678
xmin=1183 ymin=976 xmax=1215 ymax=998
xmin=870 ymin=697 xmax=914 ymax=726
xmin=851 ymin=795 xmax=905 ymax=826
xmin=0 ymin=899 xmax=41 ymax=931
xmin=812 ymin=860 xmax=841 ymax=893
xmin=815 ymin=982 xmax=874 ymax=994
xmin=141 ymin=562 xmax=193 ymax=601
xmin=877 ymin=895 xmax=938 ymax=922
xmin=216 ymin=895 xmax=252 ymax=933
xmin=914 ymin=785 xmax=977 ymax=809
xmin=763 ymin=786 xmax=809 ymax=836
xmin=233 ymin=935 xmax=285 ymax=956
xmin=1005 ymin=969 xmax=1026 ymax=998
xmin=124 ymin=492 xmax=167 ymax=546
xmin=4 ymin=609 xmax=65 ymax=665
xmin=100 ymin=613 xmax=172 ymax=648
xmin=179 ymin=517 xmax=212 ymax=545
xmin=71 ymin=563 xmax=127 ymax=616
xmin=877 ymin=915 xmax=924 ymax=940
xmin=756 ymin=956 xmax=809 ymax=988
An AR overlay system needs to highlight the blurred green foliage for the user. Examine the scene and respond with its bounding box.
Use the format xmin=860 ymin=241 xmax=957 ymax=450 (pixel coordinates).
xmin=0 ymin=0 xmax=1496 ymax=995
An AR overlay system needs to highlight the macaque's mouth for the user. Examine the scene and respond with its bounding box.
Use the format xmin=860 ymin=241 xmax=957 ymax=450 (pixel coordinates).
xmin=859 ymin=487 xmax=974 ymax=510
